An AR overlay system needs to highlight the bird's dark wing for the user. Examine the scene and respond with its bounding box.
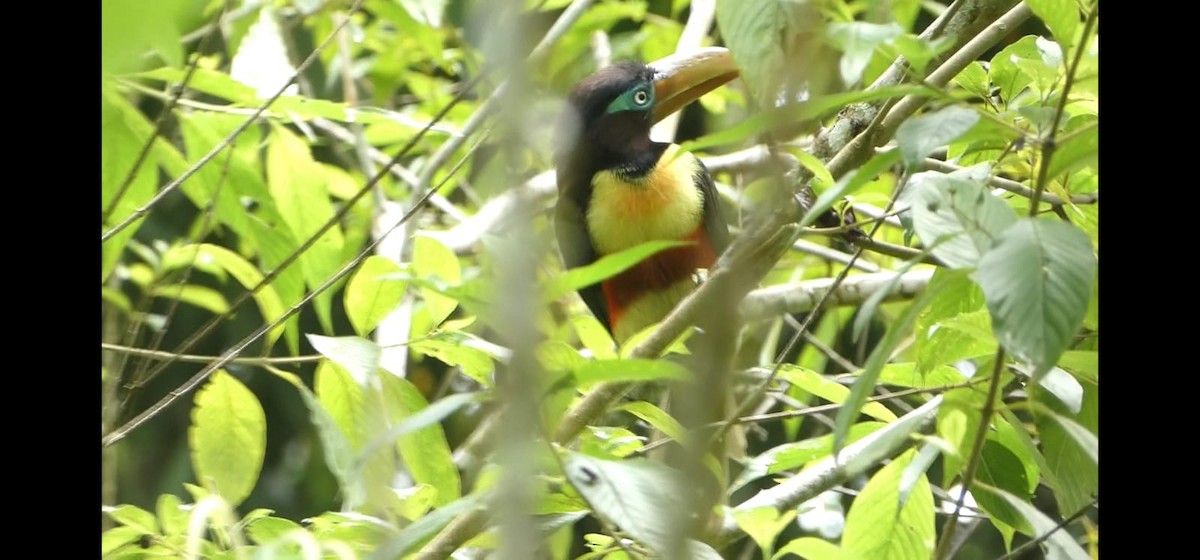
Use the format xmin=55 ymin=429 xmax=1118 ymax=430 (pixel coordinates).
xmin=693 ymin=157 xmax=731 ymax=255
xmin=554 ymin=192 xmax=612 ymax=333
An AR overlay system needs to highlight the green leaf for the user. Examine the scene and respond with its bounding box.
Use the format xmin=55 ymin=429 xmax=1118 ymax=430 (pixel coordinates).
xmin=150 ymin=284 xmax=230 ymax=314
xmin=827 ymin=22 xmax=904 ymax=85
xmin=574 ymin=359 xmax=689 ymax=388
xmin=977 ymin=218 xmax=1096 ymax=379
xmin=572 ymin=314 xmax=618 ymax=359
xmin=580 ymin=426 xmax=647 ymax=459
xmin=937 ymin=385 xmax=986 ymax=483
xmin=392 ymin=484 xmax=439 ymax=522
xmin=410 ymin=331 xmax=497 ymax=386
xmin=172 ymin=243 xmax=287 ymax=349
xmin=1036 ymin=380 xmax=1098 ymax=516
xmin=896 ymin=107 xmax=980 ymax=168
xmin=733 ymin=506 xmax=797 ymax=559
xmin=380 ymin=374 xmax=461 ymax=506
xmin=1047 ymin=122 xmax=1098 ymax=179
xmin=989 ymin=36 xmax=1057 ymax=102
xmin=916 ymin=310 xmax=996 ymax=372
xmin=1027 ymin=0 xmax=1080 ymax=53
xmin=245 ymin=516 xmax=303 ymax=545
xmin=907 ymin=171 xmax=1019 ymax=268
xmin=413 ymin=235 xmax=462 ymax=328
xmin=774 ymin=537 xmax=861 ymax=560
xmin=156 ymin=493 xmax=187 ymax=536
xmin=833 ymin=275 xmax=941 ymax=453
xmin=101 ymin=525 xmax=144 ymax=555
xmin=617 ymin=401 xmax=687 ymax=445
xmin=267 ymin=366 xmax=362 ymax=510
xmin=842 ymin=451 xmax=936 ymax=559
xmin=973 ymin=441 xmax=1034 ymax=533
xmin=345 ymin=256 xmax=408 ymax=336
xmin=1057 ymin=350 xmax=1098 ymax=384
xmin=546 ymin=240 xmax=690 ymax=302
xmin=974 ymin=484 xmax=1090 ymax=560
xmin=266 ymin=125 xmax=345 ymax=333
xmin=878 ymin=363 xmax=967 ymax=390
xmin=101 ymin=0 xmax=186 ymax=74
xmin=716 ymin=0 xmax=825 ymax=105
xmin=104 ymin=504 xmax=158 ymax=534
xmin=360 ymin=392 xmax=483 ymax=475
xmin=776 ymin=366 xmax=896 ymax=422
xmin=952 ymin=61 xmax=992 ymax=99
xmin=308 ymin=334 xmax=381 ymax=386
xmin=101 ymin=85 xmax=159 ymax=281
xmin=800 ymin=150 xmax=903 ymax=229
xmin=189 ymin=371 xmax=266 ymax=506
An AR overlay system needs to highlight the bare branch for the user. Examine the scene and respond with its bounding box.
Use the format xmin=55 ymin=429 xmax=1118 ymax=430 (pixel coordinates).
xmin=740 ymin=268 xmax=934 ymax=322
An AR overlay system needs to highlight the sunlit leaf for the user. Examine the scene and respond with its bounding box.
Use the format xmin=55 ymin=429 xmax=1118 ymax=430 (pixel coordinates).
xmin=896 ymin=107 xmax=980 ymax=168
xmin=189 ymin=371 xmax=266 ymax=506
xmin=842 ymin=451 xmax=935 ymax=559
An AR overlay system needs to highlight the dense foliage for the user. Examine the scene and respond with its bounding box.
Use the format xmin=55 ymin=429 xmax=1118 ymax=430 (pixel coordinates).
xmin=102 ymin=0 xmax=1098 ymax=558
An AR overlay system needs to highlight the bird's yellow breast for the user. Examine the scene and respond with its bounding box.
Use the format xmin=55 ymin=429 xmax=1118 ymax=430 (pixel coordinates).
xmin=585 ymin=144 xmax=705 ymax=255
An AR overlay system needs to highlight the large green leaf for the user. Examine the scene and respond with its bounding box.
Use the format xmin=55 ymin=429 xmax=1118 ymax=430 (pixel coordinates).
xmin=897 ymin=107 xmax=980 ymax=168
xmin=977 ymin=218 xmax=1096 ymax=379
xmin=973 ymin=441 xmax=1034 ymax=534
xmin=719 ymin=0 xmax=828 ymax=104
xmin=266 ymin=367 xmax=362 ymax=510
xmin=266 ymin=125 xmax=345 ymax=333
xmin=842 ymin=451 xmax=936 ymax=560
xmin=380 ymin=374 xmax=461 ymax=506
xmin=1037 ymin=380 xmax=1098 ymax=516
xmin=308 ymin=334 xmax=381 ymax=386
xmin=908 ymin=171 xmax=1019 ymax=269
xmin=1026 ymin=0 xmax=1080 ymax=53
xmin=315 ymin=360 xmax=393 ymax=511
xmin=188 ymin=371 xmax=266 ymax=506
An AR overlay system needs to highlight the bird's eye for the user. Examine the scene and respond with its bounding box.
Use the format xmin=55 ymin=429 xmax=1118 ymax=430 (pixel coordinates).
xmin=633 ymin=89 xmax=649 ymax=105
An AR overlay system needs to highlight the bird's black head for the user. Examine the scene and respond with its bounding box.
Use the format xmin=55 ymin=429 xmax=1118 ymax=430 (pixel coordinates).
xmin=556 ymin=62 xmax=660 ymax=179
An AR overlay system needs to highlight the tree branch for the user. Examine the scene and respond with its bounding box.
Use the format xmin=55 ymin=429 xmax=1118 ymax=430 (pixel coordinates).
xmin=740 ymin=268 xmax=934 ymax=322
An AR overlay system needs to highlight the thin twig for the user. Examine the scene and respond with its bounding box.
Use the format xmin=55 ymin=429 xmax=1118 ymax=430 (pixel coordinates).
xmin=933 ymin=348 xmax=1006 ymax=559
xmin=1030 ymin=2 xmax=1099 ymax=212
xmin=102 ymin=343 xmax=323 ymax=365
xmin=994 ymin=497 xmax=1098 ymax=560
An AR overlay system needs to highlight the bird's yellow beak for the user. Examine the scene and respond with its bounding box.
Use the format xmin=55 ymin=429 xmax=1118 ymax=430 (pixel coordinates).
xmin=650 ymin=47 xmax=739 ymax=123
